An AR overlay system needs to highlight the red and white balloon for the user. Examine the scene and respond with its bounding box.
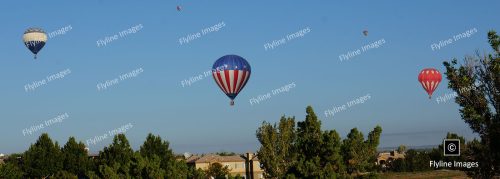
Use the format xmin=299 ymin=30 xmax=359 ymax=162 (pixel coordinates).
xmin=418 ymin=68 xmax=442 ymax=99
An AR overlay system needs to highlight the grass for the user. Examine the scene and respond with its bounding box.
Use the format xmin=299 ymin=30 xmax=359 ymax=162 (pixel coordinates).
xmin=379 ymin=170 xmax=469 ymax=179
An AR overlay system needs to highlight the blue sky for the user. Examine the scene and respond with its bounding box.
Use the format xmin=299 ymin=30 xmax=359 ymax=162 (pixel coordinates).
xmin=0 ymin=0 xmax=498 ymax=154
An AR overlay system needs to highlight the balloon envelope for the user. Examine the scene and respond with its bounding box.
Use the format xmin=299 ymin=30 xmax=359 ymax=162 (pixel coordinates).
xmin=363 ymin=30 xmax=368 ymax=36
xmin=23 ymin=28 xmax=47 ymax=59
xmin=212 ymin=55 xmax=251 ymax=105
xmin=418 ymin=68 xmax=442 ymax=99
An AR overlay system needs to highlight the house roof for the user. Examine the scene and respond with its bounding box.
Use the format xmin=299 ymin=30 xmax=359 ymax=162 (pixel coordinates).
xmin=186 ymin=155 xmax=201 ymax=163
xmin=193 ymin=154 xmax=245 ymax=163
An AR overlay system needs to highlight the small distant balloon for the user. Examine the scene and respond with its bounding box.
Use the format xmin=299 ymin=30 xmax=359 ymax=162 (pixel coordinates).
xmin=23 ymin=27 xmax=47 ymax=59
xmin=176 ymin=5 xmax=182 ymax=11
xmin=363 ymin=30 xmax=368 ymax=36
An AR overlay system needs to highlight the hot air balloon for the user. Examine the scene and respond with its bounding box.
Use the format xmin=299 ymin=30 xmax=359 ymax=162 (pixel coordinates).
xmin=176 ymin=5 xmax=182 ymax=11
xmin=23 ymin=27 xmax=47 ymax=59
xmin=212 ymin=55 xmax=251 ymax=106
xmin=418 ymin=68 xmax=442 ymax=99
xmin=363 ymin=30 xmax=368 ymax=36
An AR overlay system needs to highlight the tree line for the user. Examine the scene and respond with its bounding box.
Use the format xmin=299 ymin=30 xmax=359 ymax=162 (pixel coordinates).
xmin=0 ymin=133 xmax=212 ymax=179
xmin=256 ymin=106 xmax=382 ymax=178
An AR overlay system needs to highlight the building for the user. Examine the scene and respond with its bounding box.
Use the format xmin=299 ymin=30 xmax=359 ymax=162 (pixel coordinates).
xmin=187 ymin=152 xmax=264 ymax=179
xmin=376 ymin=150 xmax=405 ymax=167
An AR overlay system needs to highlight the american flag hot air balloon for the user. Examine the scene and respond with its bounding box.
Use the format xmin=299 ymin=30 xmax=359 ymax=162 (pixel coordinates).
xmin=418 ymin=68 xmax=442 ymax=99
xmin=212 ymin=55 xmax=251 ymax=106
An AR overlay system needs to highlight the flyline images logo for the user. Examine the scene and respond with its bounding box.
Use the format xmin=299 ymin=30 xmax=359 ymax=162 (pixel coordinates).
xmin=444 ymin=139 xmax=460 ymax=156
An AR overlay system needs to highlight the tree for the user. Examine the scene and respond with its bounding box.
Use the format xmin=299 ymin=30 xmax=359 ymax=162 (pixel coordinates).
xmin=98 ymin=134 xmax=133 ymax=178
xmin=342 ymin=128 xmax=366 ymax=174
xmin=321 ymin=130 xmax=345 ymax=176
xmin=390 ymin=158 xmax=407 ymax=172
xmin=397 ymin=145 xmax=407 ymax=154
xmin=22 ymin=133 xmax=63 ymax=178
xmin=443 ymin=30 xmax=500 ymax=177
xmin=206 ymin=163 xmax=230 ymax=179
xmin=365 ymin=125 xmax=382 ymax=171
xmin=342 ymin=126 xmax=382 ymax=175
xmin=295 ymin=106 xmax=324 ymax=178
xmin=61 ymin=137 xmax=90 ymax=177
xmin=216 ymin=151 xmax=236 ymax=156
xmin=139 ymin=154 xmax=165 ymax=179
xmin=256 ymin=106 xmax=381 ymax=178
xmin=98 ymin=164 xmax=120 ymax=179
xmin=256 ymin=116 xmax=296 ymax=179
xmin=139 ymin=133 xmax=188 ymax=178
xmin=404 ymin=149 xmax=431 ymax=172
xmin=0 ymin=163 xmax=24 ymax=179
xmin=187 ymin=166 xmax=206 ymax=179
xmin=53 ymin=170 xmax=78 ymax=179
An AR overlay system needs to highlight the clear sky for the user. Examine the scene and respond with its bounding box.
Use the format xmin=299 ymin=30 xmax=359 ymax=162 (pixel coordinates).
xmin=0 ymin=0 xmax=498 ymax=154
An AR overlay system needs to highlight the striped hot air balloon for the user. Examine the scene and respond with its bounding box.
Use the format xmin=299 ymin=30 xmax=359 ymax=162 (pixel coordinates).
xmin=418 ymin=68 xmax=442 ymax=99
xmin=23 ymin=27 xmax=47 ymax=59
xmin=212 ymin=55 xmax=251 ymax=106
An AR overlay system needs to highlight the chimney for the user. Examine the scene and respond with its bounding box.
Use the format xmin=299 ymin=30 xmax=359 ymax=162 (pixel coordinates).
xmin=245 ymin=152 xmax=254 ymax=179
xmin=246 ymin=152 xmax=253 ymax=161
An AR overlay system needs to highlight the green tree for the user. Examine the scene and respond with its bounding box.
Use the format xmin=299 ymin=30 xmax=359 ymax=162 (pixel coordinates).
xmin=139 ymin=133 xmax=188 ymax=178
xmin=23 ymin=133 xmax=63 ymax=178
xmin=256 ymin=116 xmax=296 ymax=179
xmin=443 ymin=30 xmax=500 ymax=177
xmin=98 ymin=164 xmax=120 ymax=179
xmin=187 ymin=166 xmax=206 ymax=179
xmin=397 ymin=145 xmax=407 ymax=154
xmin=141 ymin=155 xmax=165 ymax=179
xmin=390 ymin=158 xmax=407 ymax=172
xmin=342 ymin=128 xmax=366 ymax=174
xmin=295 ymin=106 xmax=324 ymax=178
xmin=404 ymin=149 xmax=431 ymax=172
xmin=98 ymin=134 xmax=133 ymax=178
xmin=61 ymin=137 xmax=90 ymax=177
xmin=53 ymin=170 xmax=78 ymax=179
xmin=321 ymin=130 xmax=345 ymax=177
xmin=216 ymin=151 xmax=236 ymax=156
xmin=365 ymin=125 xmax=382 ymax=171
xmin=206 ymin=162 xmax=230 ymax=179
xmin=341 ymin=126 xmax=382 ymax=175
xmin=85 ymin=170 xmax=101 ymax=179
xmin=0 ymin=163 xmax=24 ymax=179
